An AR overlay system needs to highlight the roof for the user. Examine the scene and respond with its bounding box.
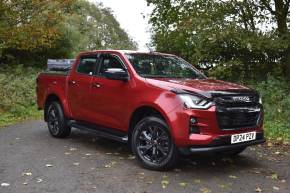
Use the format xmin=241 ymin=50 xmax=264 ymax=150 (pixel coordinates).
xmin=78 ymin=50 xmax=176 ymax=56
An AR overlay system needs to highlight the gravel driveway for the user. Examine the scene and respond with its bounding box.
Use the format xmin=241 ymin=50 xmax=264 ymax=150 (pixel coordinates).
xmin=0 ymin=121 xmax=289 ymax=193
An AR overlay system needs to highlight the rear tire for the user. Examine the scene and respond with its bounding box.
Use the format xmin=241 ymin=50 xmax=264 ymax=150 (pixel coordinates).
xmin=131 ymin=116 xmax=179 ymax=170
xmin=46 ymin=101 xmax=71 ymax=138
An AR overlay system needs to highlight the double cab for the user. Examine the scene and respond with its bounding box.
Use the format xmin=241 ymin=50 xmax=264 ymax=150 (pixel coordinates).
xmin=36 ymin=50 xmax=265 ymax=170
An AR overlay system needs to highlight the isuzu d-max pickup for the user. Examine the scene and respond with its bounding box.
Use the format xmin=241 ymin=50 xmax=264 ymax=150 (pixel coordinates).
xmin=36 ymin=50 xmax=265 ymax=170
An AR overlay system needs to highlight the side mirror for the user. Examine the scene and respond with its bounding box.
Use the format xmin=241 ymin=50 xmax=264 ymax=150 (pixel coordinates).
xmin=104 ymin=68 xmax=129 ymax=81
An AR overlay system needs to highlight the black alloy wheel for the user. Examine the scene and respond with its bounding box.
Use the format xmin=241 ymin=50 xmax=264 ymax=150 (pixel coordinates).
xmin=46 ymin=101 xmax=71 ymax=138
xmin=132 ymin=116 xmax=178 ymax=170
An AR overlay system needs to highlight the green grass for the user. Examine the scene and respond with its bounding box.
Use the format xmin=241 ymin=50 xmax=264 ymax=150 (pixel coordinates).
xmin=0 ymin=65 xmax=289 ymax=143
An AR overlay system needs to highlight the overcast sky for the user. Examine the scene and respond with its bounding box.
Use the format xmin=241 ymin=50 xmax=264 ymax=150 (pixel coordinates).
xmin=89 ymin=0 xmax=153 ymax=50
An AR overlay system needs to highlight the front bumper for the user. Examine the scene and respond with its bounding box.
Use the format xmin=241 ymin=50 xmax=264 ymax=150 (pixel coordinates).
xmin=179 ymin=132 xmax=265 ymax=155
xmin=167 ymin=105 xmax=264 ymax=147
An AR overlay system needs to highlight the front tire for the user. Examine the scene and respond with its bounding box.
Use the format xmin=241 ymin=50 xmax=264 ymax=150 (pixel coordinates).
xmin=46 ymin=101 xmax=71 ymax=138
xmin=131 ymin=116 xmax=179 ymax=170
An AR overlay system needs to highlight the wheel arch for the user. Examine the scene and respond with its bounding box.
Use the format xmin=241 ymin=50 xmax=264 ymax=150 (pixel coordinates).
xmin=128 ymin=105 xmax=171 ymax=141
xmin=44 ymin=93 xmax=70 ymax=122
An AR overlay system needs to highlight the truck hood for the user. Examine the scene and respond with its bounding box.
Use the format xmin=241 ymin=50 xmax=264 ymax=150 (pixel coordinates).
xmin=145 ymin=78 xmax=251 ymax=98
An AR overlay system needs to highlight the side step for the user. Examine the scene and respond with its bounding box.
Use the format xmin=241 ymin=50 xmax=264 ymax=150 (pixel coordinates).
xmin=69 ymin=121 xmax=128 ymax=143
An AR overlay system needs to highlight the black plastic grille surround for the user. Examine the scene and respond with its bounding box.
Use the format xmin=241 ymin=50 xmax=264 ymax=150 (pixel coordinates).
xmin=213 ymin=92 xmax=262 ymax=130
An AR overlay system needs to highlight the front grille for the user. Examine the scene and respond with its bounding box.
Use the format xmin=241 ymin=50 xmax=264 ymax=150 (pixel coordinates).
xmin=214 ymin=92 xmax=262 ymax=130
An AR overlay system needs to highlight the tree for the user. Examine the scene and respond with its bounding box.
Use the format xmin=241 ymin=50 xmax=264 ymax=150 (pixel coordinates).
xmin=0 ymin=0 xmax=137 ymax=64
xmin=0 ymin=0 xmax=74 ymax=51
xmin=147 ymin=0 xmax=290 ymax=80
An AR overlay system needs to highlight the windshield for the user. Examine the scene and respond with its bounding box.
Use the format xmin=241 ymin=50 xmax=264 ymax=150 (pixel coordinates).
xmin=125 ymin=53 xmax=206 ymax=79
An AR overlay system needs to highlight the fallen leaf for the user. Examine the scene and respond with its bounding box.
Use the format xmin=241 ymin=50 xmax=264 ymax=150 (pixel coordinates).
xmin=37 ymin=179 xmax=43 ymax=183
xmin=281 ymin=179 xmax=286 ymax=183
xmin=200 ymin=187 xmax=211 ymax=193
xmin=69 ymin=148 xmax=77 ymax=151
xmin=255 ymin=187 xmax=262 ymax=192
xmin=64 ymin=152 xmax=71 ymax=155
xmin=127 ymin=155 xmax=136 ymax=160
xmin=146 ymin=181 xmax=153 ymax=184
xmin=271 ymin=173 xmax=278 ymax=180
xmin=22 ymin=172 xmax=32 ymax=176
xmin=274 ymin=151 xmax=281 ymax=155
xmin=161 ymin=180 xmax=169 ymax=188
xmin=85 ymin=153 xmax=92 ymax=156
xmin=1 ymin=183 xmax=10 ymax=187
xmin=22 ymin=182 xmax=28 ymax=185
xmin=273 ymin=186 xmax=279 ymax=191
xmin=45 ymin=164 xmax=53 ymax=167
xmin=193 ymin=179 xmax=201 ymax=184
xmin=105 ymin=164 xmax=111 ymax=168
xmin=218 ymin=184 xmax=227 ymax=189
xmin=179 ymin=182 xmax=188 ymax=187
xmin=73 ymin=162 xmax=80 ymax=166
xmin=229 ymin=175 xmax=238 ymax=179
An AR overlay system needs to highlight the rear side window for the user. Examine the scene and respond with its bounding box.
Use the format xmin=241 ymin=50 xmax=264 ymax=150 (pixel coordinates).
xmin=77 ymin=56 xmax=98 ymax=75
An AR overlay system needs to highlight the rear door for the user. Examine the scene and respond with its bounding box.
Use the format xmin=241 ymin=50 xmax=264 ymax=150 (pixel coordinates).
xmin=67 ymin=55 xmax=99 ymax=122
xmin=89 ymin=53 xmax=132 ymax=131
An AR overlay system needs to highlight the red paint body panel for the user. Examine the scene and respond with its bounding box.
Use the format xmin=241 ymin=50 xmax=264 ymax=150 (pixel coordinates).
xmin=36 ymin=50 xmax=263 ymax=148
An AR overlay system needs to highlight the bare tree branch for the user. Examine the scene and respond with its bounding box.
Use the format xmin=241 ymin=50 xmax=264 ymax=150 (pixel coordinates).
xmin=285 ymin=0 xmax=290 ymax=14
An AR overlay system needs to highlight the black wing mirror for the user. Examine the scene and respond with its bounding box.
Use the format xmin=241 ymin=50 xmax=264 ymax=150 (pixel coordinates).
xmin=104 ymin=68 xmax=129 ymax=81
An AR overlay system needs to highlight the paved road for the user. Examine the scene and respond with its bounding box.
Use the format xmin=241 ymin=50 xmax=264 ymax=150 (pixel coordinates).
xmin=0 ymin=121 xmax=289 ymax=193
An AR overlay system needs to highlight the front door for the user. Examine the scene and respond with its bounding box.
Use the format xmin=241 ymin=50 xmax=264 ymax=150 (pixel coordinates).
xmin=89 ymin=53 xmax=132 ymax=131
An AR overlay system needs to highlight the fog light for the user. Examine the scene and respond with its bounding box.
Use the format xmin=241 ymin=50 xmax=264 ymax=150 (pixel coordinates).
xmin=189 ymin=117 xmax=199 ymax=134
xmin=190 ymin=117 xmax=197 ymax=124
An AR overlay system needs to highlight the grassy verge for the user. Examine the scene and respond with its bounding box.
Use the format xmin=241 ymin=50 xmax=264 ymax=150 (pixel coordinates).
xmin=0 ymin=65 xmax=42 ymax=127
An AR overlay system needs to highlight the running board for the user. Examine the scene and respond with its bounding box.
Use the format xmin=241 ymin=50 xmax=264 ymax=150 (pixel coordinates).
xmin=69 ymin=121 xmax=128 ymax=143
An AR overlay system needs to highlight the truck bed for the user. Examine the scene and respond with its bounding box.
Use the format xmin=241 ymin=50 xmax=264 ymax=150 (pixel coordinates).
xmin=36 ymin=71 xmax=69 ymax=109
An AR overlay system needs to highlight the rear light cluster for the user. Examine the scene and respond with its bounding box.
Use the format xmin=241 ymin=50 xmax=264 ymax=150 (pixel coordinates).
xmin=189 ymin=117 xmax=200 ymax=134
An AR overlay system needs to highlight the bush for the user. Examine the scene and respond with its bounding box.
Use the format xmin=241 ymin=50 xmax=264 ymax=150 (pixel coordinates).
xmin=253 ymin=76 xmax=290 ymax=142
xmin=0 ymin=64 xmax=41 ymax=127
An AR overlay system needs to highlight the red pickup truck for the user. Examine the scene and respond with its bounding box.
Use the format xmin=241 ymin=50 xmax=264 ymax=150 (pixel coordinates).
xmin=36 ymin=50 xmax=265 ymax=170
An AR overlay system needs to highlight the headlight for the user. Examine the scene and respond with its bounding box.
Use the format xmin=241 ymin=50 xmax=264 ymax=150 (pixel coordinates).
xmin=178 ymin=94 xmax=213 ymax=109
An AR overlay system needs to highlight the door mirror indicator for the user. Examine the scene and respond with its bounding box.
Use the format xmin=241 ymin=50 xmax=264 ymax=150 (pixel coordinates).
xmin=104 ymin=68 xmax=129 ymax=81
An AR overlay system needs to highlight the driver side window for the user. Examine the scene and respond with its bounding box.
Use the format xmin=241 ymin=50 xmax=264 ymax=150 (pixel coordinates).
xmin=99 ymin=54 xmax=125 ymax=76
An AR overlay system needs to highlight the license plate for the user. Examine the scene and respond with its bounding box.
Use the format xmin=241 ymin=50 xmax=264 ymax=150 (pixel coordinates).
xmin=231 ymin=132 xmax=256 ymax=144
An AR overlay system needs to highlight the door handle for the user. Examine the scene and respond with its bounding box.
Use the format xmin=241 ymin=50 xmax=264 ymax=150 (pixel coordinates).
xmin=92 ymin=83 xmax=101 ymax=88
xmin=68 ymin=80 xmax=76 ymax=85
